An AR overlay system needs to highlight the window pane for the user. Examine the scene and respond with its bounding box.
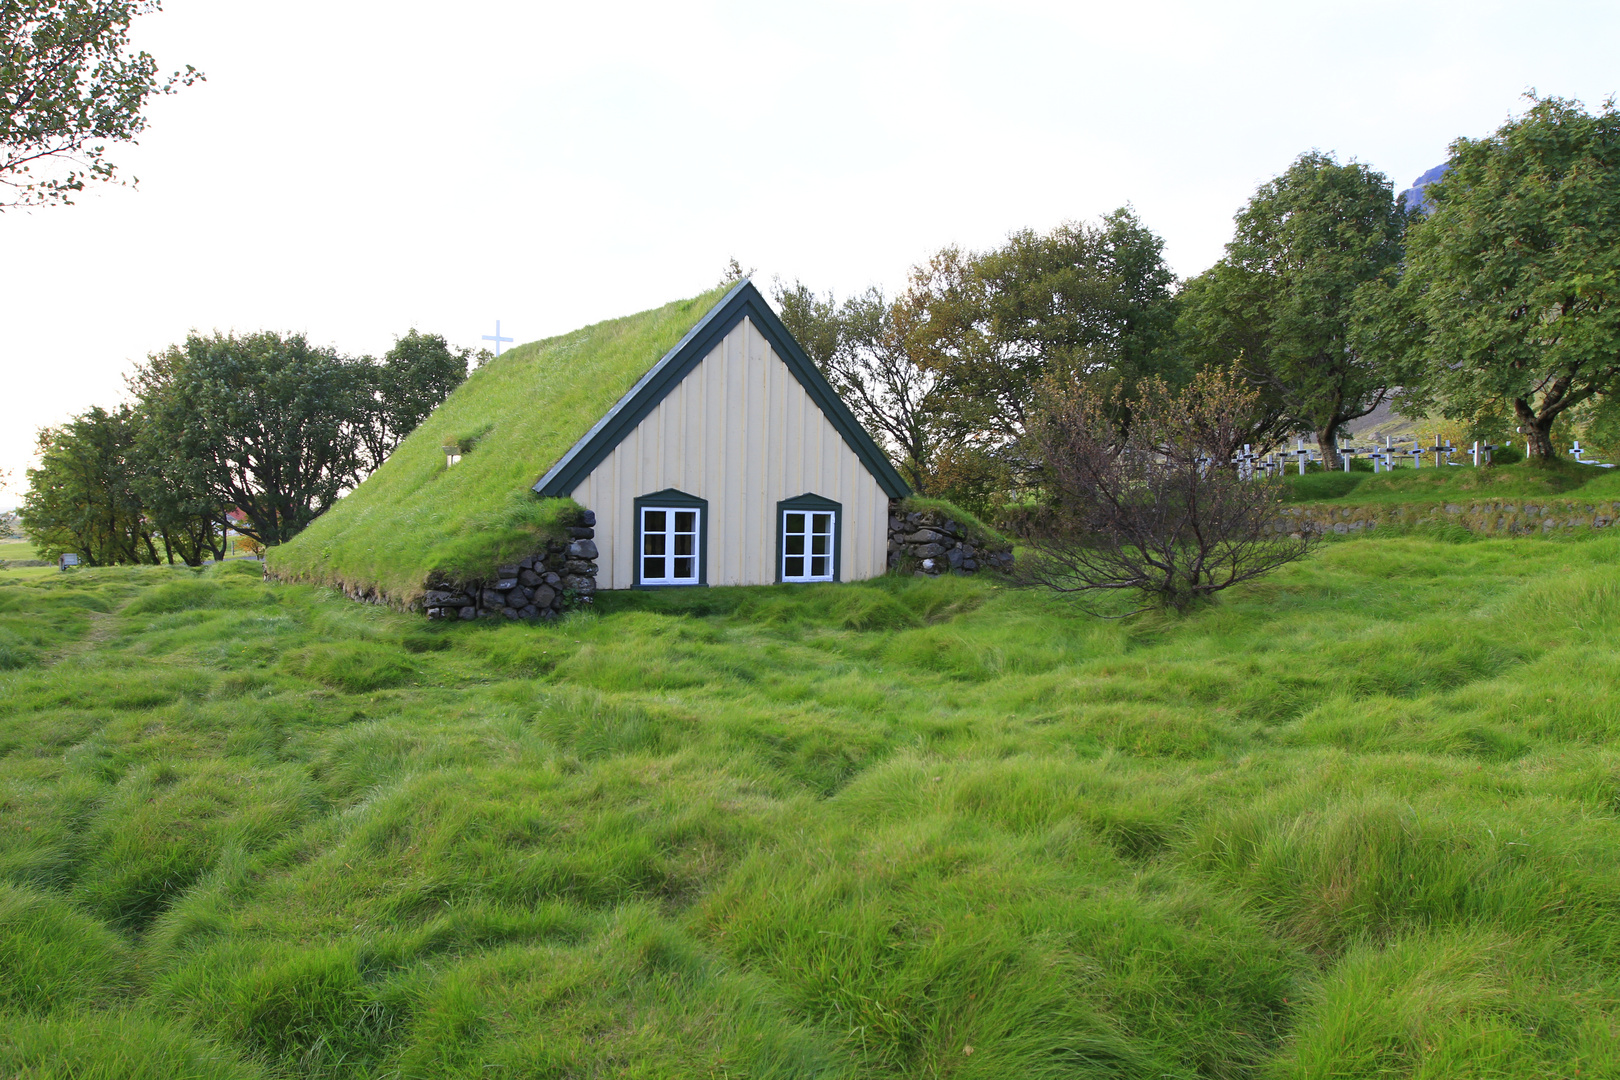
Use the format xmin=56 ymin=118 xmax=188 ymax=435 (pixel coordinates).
xmin=813 ymin=513 xmax=832 ymax=535
xmin=645 ymin=510 xmax=666 ymax=532
xmin=674 ymin=534 xmax=693 ymax=557
xmin=785 ymin=535 xmax=804 ymax=556
xmin=786 ymin=512 xmax=805 ymax=534
xmin=811 ymin=534 xmax=829 ymax=556
xmin=643 ymin=557 xmax=664 ymax=580
xmin=644 ymin=533 xmax=665 ymax=556
xmin=812 ymin=556 xmax=828 ymax=577
xmin=674 ymin=557 xmax=694 ymax=579
xmin=675 ymin=511 xmax=696 ymax=532
xmin=785 ymin=556 xmax=804 ymax=578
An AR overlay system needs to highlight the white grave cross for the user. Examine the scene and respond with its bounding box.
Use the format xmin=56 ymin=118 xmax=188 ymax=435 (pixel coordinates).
xmin=482 ymin=320 xmax=513 ymax=357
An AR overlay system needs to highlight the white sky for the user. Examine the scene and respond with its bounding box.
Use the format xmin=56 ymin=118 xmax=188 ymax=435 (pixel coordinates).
xmin=4 ymin=0 xmax=1617 ymax=505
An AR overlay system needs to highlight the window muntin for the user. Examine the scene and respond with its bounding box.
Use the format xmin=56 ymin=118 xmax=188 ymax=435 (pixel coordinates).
xmin=640 ymin=506 xmax=699 ymax=584
xmin=782 ymin=509 xmax=835 ymax=582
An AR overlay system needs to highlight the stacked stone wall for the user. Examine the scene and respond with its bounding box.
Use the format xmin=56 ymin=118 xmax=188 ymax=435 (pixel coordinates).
xmin=1272 ymin=500 xmax=1620 ymax=538
xmin=423 ymin=510 xmax=599 ymax=621
xmin=887 ymin=503 xmax=1013 ymax=576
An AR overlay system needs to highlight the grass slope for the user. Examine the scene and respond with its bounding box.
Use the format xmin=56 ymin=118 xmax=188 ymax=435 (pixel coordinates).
xmin=1283 ymin=458 xmax=1620 ymax=505
xmin=4 ymin=536 xmax=1620 ymax=1076
xmin=270 ymin=286 xmax=732 ymax=602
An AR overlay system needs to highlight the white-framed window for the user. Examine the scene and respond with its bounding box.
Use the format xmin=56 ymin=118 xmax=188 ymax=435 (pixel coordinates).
xmin=640 ymin=505 xmax=700 ymax=585
xmin=781 ymin=508 xmax=836 ymax=582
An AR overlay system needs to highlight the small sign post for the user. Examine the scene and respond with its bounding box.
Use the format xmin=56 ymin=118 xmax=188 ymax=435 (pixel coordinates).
xmin=58 ymin=553 xmax=79 ymax=571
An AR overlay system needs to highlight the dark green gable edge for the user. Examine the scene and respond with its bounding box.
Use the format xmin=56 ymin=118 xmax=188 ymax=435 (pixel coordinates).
xmin=533 ymin=279 xmax=912 ymax=500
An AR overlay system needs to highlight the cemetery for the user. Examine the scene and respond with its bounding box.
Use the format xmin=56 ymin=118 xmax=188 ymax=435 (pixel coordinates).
xmin=3 ymin=17 xmax=1618 ymax=1069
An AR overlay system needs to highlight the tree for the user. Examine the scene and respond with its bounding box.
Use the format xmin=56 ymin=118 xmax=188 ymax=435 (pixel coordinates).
xmin=1184 ymin=152 xmax=1407 ymax=468
xmin=1 ymin=1 xmax=200 ymax=209
xmin=905 ymin=208 xmax=1181 ymax=463
xmin=775 ymin=279 xmax=949 ymax=494
xmin=1381 ymin=96 xmax=1620 ymax=460
xmin=357 ymin=330 xmax=472 ymax=472
xmin=20 ymin=405 xmax=157 ymax=564
xmin=127 ymin=424 xmax=227 ymax=565
xmin=1014 ymin=367 xmax=1315 ymax=614
xmin=131 ymin=331 xmax=369 ymax=546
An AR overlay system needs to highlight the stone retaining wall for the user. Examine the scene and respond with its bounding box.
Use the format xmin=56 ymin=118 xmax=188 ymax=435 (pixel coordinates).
xmin=423 ymin=510 xmax=599 ymax=620
xmin=888 ymin=503 xmax=1014 ymax=576
xmin=1272 ymin=500 xmax=1620 ymax=538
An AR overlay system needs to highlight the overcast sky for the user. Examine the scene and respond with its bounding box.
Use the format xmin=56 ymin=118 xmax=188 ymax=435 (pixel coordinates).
xmin=4 ymin=0 xmax=1617 ymax=504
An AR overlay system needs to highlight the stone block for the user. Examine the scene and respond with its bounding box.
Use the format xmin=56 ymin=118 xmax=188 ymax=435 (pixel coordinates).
xmin=914 ymin=542 xmax=946 ymax=558
xmin=567 ymin=539 xmax=599 ymax=560
xmin=426 ymin=589 xmax=472 ymax=607
xmin=459 ymin=606 xmax=477 ymax=620
xmin=564 ymin=559 xmax=597 ymax=574
xmin=519 ymin=569 xmax=544 ymax=587
xmin=532 ymin=585 xmax=556 ymax=609
xmin=905 ymin=528 xmax=947 ymax=544
xmin=562 ymin=574 xmax=596 ymax=593
xmin=544 ymin=572 xmax=561 ymax=586
xmin=518 ymin=604 xmax=539 ymax=619
xmin=480 ymin=588 xmax=505 ymax=608
xmin=494 ymin=578 xmax=519 ymax=591
xmin=567 ymin=526 xmax=595 ymax=539
xmin=501 ymin=607 xmax=521 ymax=619
xmin=947 ymin=547 xmax=964 ymax=567
xmin=962 ymin=558 xmax=977 ymax=570
xmin=579 ymin=509 xmax=596 ymax=527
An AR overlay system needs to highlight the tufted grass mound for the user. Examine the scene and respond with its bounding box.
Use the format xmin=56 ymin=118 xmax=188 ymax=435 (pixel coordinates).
xmin=269 ymin=285 xmax=732 ymax=604
xmin=4 ymin=536 xmax=1620 ymax=1076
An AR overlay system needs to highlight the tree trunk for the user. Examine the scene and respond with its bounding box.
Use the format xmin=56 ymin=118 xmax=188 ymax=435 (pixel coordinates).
xmin=1315 ymin=425 xmax=1341 ymax=471
xmin=1513 ymin=398 xmax=1557 ymax=460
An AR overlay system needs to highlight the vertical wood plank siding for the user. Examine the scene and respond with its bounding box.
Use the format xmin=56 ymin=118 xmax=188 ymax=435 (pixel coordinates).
xmin=572 ymin=317 xmax=889 ymax=589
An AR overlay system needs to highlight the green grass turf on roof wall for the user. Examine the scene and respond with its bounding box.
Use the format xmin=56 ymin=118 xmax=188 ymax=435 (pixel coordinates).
xmin=270 ymin=285 xmax=732 ymax=602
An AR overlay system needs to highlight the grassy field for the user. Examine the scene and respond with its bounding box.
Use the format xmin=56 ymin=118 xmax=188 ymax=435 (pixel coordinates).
xmin=3 ymin=533 xmax=1620 ymax=1078
xmin=1282 ymin=458 xmax=1620 ymax=505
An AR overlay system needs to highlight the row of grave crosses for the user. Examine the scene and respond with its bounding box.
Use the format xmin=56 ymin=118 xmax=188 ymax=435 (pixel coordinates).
xmin=1228 ymin=436 xmax=1616 ymax=476
xmin=1229 ymin=436 xmax=1505 ymax=478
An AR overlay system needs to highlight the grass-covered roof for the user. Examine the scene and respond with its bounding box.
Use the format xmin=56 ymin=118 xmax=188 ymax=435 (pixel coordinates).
xmin=269 ymin=285 xmax=732 ymax=601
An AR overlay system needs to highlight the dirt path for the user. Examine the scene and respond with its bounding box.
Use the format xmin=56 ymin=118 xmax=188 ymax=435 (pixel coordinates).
xmin=45 ymin=608 xmax=117 ymax=667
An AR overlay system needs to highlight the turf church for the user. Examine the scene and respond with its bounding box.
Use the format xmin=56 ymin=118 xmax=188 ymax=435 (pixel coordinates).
xmin=532 ymin=279 xmax=909 ymax=589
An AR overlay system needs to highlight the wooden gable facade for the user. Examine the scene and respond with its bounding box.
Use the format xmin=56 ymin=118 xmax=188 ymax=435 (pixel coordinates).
xmin=534 ymin=280 xmax=910 ymax=589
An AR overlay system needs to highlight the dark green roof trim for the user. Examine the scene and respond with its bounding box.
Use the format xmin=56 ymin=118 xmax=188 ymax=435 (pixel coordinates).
xmin=533 ymin=279 xmax=911 ymax=500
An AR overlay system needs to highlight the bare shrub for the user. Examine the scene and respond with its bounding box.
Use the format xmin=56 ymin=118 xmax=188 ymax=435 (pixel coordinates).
xmin=1015 ymin=366 xmax=1316 ymax=614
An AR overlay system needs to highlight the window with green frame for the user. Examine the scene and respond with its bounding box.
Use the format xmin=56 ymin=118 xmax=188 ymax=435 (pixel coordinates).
xmin=634 ymin=489 xmax=707 ymax=587
xmin=776 ymin=493 xmax=841 ymax=583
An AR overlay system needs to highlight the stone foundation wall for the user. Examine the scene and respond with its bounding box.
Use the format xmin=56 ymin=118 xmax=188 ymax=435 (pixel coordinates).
xmin=888 ymin=503 xmax=1014 ymax=576
xmin=424 ymin=511 xmax=599 ymax=621
xmin=1271 ymin=500 xmax=1620 ymax=538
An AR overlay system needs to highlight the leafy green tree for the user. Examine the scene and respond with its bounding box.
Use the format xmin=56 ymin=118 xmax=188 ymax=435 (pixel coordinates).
xmin=131 ymin=331 xmax=369 ymax=545
xmin=1183 ymin=152 xmax=1407 ymax=468
xmin=906 ymin=208 xmax=1181 ymax=457
xmin=356 ymin=330 xmax=473 ymax=472
xmin=127 ymin=427 xmax=227 ymax=565
xmin=1382 ymin=96 xmax=1620 ymax=460
xmin=1 ymin=1 xmax=200 ymax=208
xmin=20 ymin=405 xmax=157 ymax=563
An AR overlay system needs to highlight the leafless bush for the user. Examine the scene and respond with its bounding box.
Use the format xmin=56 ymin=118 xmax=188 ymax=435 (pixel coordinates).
xmin=1015 ymin=367 xmax=1316 ymax=614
